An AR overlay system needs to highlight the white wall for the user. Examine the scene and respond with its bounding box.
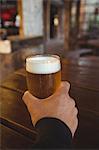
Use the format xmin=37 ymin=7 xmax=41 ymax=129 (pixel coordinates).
xmin=22 ymin=0 xmax=43 ymax=37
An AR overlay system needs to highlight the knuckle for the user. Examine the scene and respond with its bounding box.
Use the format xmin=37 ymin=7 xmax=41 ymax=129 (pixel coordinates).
xmin=74 ymin=107 xmax=78 ymax=115
xmin=62 ymin=81 xmax=70 ymax=92
xmin=70 ymin=98 xmax=76 ymax=107
xmin=65 ymin=81 xmax=70 ymax=89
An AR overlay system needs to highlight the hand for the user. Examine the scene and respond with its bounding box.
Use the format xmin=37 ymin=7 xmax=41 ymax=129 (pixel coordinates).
xmin=22 ymin=82 xmax=78 ymax=137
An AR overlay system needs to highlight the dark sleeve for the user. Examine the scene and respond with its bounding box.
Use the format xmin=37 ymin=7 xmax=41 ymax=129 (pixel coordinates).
xmin=33 ymin=118 xmax=72 ymax=149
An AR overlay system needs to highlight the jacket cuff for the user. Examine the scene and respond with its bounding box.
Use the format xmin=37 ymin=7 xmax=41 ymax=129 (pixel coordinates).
xmin=35 ymin=117 xmax=72 ymax=148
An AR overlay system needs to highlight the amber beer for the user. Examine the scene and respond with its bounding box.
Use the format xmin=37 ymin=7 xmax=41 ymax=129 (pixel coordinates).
xmin=26 ymin=55 xmax=61 ymax=99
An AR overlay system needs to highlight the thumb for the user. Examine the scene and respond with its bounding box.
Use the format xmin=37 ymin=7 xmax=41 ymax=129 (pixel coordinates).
xmin=22 ymin=91 xmax=39 ymax=112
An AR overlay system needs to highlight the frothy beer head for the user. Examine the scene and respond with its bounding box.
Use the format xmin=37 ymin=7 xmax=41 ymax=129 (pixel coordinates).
xmin=26 ymin=55 xmax=61 ymax=74
xmin=26 ymin=55 xmax=61 ymax=99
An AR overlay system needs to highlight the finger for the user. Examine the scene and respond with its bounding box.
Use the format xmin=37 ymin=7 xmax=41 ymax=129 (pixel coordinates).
xmin=74 ymin=107 xmax=78 ymax=116
xmin=61 ymin=81 xmax=70 ymax=93
xmin=72 ymin=117 xmax=78 ymax=137
xmin=45 ymin=81 xmax=70 ymax=103
xmin=22 ymin=91 xmax=39 ymax=107
xmin=72 ymin=107 xmax=78 ymax=118
xmin=53 ymin=81 xmax=70 ymax=98
xmin=65 ymin=98 xmax=76 ymax=114
xmin=69 ymin=98 xmax=76 ymax=108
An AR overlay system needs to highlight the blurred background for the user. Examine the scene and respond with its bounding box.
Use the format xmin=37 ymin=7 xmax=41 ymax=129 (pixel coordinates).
xmin=0 ymin=0 xmax=99 ymax=80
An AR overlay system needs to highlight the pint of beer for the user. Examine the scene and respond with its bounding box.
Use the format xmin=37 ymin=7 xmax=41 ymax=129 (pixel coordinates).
xmin=26 ymin=55 xmax=61 ymax=99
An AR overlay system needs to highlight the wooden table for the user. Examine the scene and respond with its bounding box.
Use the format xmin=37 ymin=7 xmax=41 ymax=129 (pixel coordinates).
xmin=87 ymin=39 xmax=99 ymax=48
xmin=79 ymin=39 xmax=99 ymax=55
xmin=0 ymin=57 xmax=99 ymax=149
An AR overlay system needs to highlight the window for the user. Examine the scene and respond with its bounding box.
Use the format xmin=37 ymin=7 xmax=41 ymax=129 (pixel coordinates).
xmin=80 ymin=0 xmax=99 ymax=34
xmin=0 ymin=0 xmax=20 ymax=36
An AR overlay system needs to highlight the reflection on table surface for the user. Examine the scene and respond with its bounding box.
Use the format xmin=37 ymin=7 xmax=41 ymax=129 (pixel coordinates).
xmin=0 ymin=56 xmax=99 ymax=149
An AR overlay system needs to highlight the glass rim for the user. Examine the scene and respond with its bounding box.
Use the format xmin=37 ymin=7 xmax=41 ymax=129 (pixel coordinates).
xmin=26 ymin=54 xmax=60 ymax=62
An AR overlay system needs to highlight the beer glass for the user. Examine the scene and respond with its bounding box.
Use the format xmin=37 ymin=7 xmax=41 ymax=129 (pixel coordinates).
xmin=26 ymin=55 xmax=61 ymax=99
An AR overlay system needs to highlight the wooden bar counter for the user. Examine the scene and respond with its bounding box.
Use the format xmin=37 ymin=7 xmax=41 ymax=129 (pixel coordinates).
xmin=0 ymin=56 xmax=99 ymax=149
